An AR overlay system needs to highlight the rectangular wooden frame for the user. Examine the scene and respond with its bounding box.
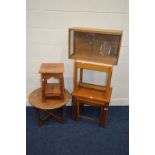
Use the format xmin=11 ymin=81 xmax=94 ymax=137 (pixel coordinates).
xmin=68 ymin=27 xmax=123 ymax=65
xmin=73 ymin=61 xmax=113 ymax=92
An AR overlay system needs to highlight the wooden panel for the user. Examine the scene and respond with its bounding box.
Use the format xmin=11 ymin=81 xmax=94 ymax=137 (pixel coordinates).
xmin=68 ymin=27 xmax=122 ymax=65
xmin=75 ymin=61 xmax=113 ymax=72
xmin=70 ymin=53 xmax=117 ymax=65
xmin=79 ymin=115 xmax=98 ymax=122
xmin=79 ymin=82 xmax=107 ymax=91
xmin=45 ymin=83 xmax=61 ymax=96
xmin=69 ymin=27 xmax=123 ymax=35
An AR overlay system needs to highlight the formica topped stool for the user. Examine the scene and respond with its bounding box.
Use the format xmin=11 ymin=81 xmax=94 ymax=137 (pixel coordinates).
xmin=39 ymin=63 xmax=65 ymax=102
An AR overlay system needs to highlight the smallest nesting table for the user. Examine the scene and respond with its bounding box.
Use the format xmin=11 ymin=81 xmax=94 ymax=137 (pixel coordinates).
xmin=29 ymin=88 xmax=70 ymax=127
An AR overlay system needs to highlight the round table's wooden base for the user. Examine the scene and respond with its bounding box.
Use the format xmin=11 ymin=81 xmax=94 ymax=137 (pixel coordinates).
xmin=29 ymin=88 xmax=70 ymax=127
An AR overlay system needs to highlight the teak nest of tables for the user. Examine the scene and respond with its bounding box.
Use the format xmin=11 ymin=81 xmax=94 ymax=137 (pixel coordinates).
xmin=72 ymin=61 xmax=112 ymax=127
xmin=68 ymin=27 xmax=122 ymax=127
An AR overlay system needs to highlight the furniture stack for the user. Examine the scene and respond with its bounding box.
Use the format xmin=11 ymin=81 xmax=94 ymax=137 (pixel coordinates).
xmin=29 ymin=27 xmax=122 ymax=128
xmin=68 ymin=27 xmax=122 ymax=127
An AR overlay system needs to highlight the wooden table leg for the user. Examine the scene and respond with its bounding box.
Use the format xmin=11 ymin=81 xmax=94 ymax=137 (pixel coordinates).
xmin=72 ymin=96 xmax=75 ymax=120
xmin=76 ymin=99 xmax=80 ymax=121
xmin=80 ymin=103 xmax=84 ymax=112
xmin=60 ymin=74 xmax=64 ymax=100
xmin=41 ymin=75 xmax=46 ymax=102
xmin=98 ymin=106 xmax=103 ymax=127
xmin=35 ymin=109 xmax=43 ymax=127
xmin=35 ymin=109 xmax=51 ymax=127
xmin=44 ymin=107 xmax=66 ymax=124
xmin=74 ymin=99 xmax=78 ymax=121
xmin=102 ymin=106 xmax=109 ymax=128
xmin=61 ymin=105 xmax=66 ymax=123
xmin=35 ymin=105 xmax=67 ymax=127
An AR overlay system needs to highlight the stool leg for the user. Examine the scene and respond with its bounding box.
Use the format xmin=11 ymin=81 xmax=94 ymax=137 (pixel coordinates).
xmin=103 ymin=106 xmax=109 ymax=128
xmin=80 ymin=103 xmax=84 ymax=112
xmin=62 ymin=105 xmax=66 ymax=123
xmin=74 ymin=98 xmax=78 ymax=121
xmin=98 ymin=106 xmax=103 ymax=127
xmin=35 ymin=109 xmax=42 ymax=127
xmin=76 ymin=99 xmax=80 ymax=121
xmin=80 ymin=68 xmax=83 ymax=83
xmin=72 ymin=96 xmax=76 ymax=120
xmin=41 ymin=75 xmax=46 ymax=102
xmin=60 ymin=74 xmax=64 ymax=100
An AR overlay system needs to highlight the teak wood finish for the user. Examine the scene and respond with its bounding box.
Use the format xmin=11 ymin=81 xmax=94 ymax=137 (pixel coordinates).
xmin=29 ymin=88 xmax=70 ymax=127
xmin=68 ymin=27 xmax=123 ymax=65
xmin=39 ymin=63 xmax=65 ymax=102
xmin=72 ymin=60 xmax=113 ymax=128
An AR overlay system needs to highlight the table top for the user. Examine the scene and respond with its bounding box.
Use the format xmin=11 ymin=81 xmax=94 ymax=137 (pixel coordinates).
xmin=39 ymin=63 xmax=64 ymax=74
xmin=73 ymin=87 xmax=112 ymax=104
xmin=29 ymin=88 xmax=70 ymax=110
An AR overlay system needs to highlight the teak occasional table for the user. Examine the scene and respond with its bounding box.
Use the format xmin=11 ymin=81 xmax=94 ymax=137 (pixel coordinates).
xmin=29 ymin=88 xmax=70 ymax=127
xmin=72 ymin=60 xmax=112 ymax=128
xmin=29 ymin=63 xmax=70 ymax=127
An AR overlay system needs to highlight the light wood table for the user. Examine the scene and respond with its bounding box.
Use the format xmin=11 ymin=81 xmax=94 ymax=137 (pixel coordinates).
xmin=29 ymin=88 xmax=70 ymax=127
xmin=72 ymin=61 xmax=113 ymax=128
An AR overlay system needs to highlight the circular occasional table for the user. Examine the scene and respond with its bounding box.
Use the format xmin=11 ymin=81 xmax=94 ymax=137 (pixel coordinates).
xmin=29 ymin=88 xmax=70 ymax=127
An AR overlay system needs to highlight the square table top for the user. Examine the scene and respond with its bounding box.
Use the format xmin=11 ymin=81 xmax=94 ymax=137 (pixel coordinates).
xmin=39 ymin=63 xmax=64 ymax=74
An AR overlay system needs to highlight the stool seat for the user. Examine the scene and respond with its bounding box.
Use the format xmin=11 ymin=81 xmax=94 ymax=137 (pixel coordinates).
xmin=39 ymin=63 xmax=64 ymax=74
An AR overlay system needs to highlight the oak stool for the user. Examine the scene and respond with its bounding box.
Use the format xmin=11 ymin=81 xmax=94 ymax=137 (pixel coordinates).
xmin=39 ymin=63 xmax=65 ymax=102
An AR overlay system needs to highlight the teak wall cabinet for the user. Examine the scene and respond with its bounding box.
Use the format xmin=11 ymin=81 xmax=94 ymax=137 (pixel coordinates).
xmin=69 ymin=27 xmax=123 ymax=127
xmin=68 ymin=27 xmax=123 ymax=65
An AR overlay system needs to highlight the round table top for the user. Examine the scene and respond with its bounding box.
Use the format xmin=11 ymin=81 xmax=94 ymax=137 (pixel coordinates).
xmin=28 ymin=88 xmax=70 ymax=110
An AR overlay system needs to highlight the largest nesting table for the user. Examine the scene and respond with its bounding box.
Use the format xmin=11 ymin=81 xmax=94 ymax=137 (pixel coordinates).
xmin=29 ymin=88 xmax=70 ymax=127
